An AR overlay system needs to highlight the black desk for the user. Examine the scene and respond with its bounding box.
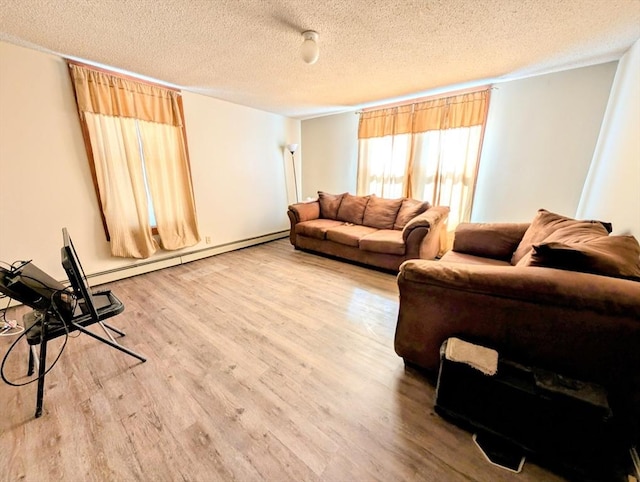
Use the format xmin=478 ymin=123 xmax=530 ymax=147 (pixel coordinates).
xmin=24 ymin=290 xmax=145 ymax=417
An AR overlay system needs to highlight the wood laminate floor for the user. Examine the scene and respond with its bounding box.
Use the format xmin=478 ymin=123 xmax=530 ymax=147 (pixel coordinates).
xmin=0 ymin=239 xmax=566 ymax=481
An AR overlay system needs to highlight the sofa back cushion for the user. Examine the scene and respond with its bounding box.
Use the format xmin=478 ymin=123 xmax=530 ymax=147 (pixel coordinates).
xmin=453 ymin=223 xmax=530 ymax=261
xmin=318 ymin=191 xmax=345 ymax=219
xmin=529 ymin=235 xmax=640 ymax=281
xmin=511 ymin=209 xmax=612 ymax=266
xmin=362 ymin=196 xmax=403 ymax=229
xmin=336 ymin=194 xmax=370 ymax=224
xmin=394 ymin=199 xmax=431 ymax=230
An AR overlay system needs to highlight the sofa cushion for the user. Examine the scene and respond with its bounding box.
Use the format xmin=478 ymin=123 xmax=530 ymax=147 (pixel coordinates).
xmin=439 ymin=250 xmax=512 ymax=266
xmin=511 ymin=209 xmax=612 ymax=266
xmin=362 ymin=196 xmax=403 ymax=230
xmin=295 ymin=219 xmax=345 ymax=240
xmin=453 ymin=223 xmax=529 ymax=261
xmin=359 ymin=229 xmax=405 ymax=255
xmin=326 ymin=224 xmax=378 ymax=247
xmin=530 ymin=235 xmax=640 ymax=281
xmin=336 ymin=194 xmax=370 ymax=224
xmin=394 ymin=198 xmax=431 ymax=230
xmin=318 ymin=191 xmax=345 ymax=219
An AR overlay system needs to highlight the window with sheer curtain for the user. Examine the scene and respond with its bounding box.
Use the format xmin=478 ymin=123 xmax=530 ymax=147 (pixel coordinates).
xmin=69 ymin=63 xmax=200 ymax=259
xmin=357 ymin=90 xmax=490 ymax=235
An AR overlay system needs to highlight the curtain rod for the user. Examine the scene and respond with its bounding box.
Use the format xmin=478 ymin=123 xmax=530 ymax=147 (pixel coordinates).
xmin=66 ymin=60 xmax=181 ymax=93
xmin=355 ymin=85 xmax=496 ymax=114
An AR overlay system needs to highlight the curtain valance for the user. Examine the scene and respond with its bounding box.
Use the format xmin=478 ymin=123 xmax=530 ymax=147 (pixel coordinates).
xmin=358 ymin=89 xmax=489 ymax=139
xmin=69 ymin=64 xmax=182 ymax=126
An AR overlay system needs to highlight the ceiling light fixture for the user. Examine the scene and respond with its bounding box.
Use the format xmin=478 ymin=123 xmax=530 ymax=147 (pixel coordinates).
xmin=300 ymin=30 xmax=319 ymax=64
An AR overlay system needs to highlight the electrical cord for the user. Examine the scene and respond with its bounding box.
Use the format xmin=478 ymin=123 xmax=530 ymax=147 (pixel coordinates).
xmin=11 ymin=259 xmax=32 ymax=271
xmin=0 ymin=260 xmax=14 ymax=269
xmin=0 ymin=287 xmax=76 ymax=387
xmin=1 ymin=295 xmax=10 ymax=324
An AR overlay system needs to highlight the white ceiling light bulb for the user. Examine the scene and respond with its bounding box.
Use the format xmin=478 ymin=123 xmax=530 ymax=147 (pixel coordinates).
xmin=300 ymin=31 xmax=319 ymax=64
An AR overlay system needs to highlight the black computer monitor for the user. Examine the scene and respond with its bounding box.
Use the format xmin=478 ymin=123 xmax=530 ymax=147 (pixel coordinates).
xmin=61 ymin=228 xmax=99 ymax=321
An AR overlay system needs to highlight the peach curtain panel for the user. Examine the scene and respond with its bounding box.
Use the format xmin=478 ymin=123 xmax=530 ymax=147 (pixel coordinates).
xmin=69 ymin=64 xmax=200 ymax=258
xmin=357 ymin=89 xmax=490 ymax=240
xmin=137 ymin=120 xmax=200 ymax=250
xmin=83 ymin=113 xmax=159 ymax=258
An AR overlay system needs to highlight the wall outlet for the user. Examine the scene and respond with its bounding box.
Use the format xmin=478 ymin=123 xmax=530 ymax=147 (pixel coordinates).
xmin=205 ymin=236 xmax=211 ymax=244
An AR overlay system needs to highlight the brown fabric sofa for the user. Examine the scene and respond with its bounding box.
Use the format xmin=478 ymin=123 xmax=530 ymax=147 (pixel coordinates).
xmin=394 ymin=209 xmax=640 ymax=439
xmin=287 ymin=191 xmax=450 ymax=271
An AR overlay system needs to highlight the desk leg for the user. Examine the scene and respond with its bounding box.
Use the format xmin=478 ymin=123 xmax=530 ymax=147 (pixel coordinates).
xmin=102 ymin=322 xmax=125 ymax=337
xmin=35 ymin=341 xmax=47 ymax=418
xmin=71 ymin=322 xmax=146 ymax=363
xmin=27 ymin=345 xmax=34 ymax=376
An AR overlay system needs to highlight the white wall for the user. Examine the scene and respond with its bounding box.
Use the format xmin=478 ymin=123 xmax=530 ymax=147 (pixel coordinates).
xmin=576 ymin=39 xmax=640 ymax=236
xmin=472 ymin=62 xmax=617 ymax=222
xmin=183 ymin=92 xmax=298 ymax=244
xmin=0 ymin=40 xmax=299 ymax=283
xmin=0 ymin=42 xmax=94 ymax=280
xmin=301 ymin=64 xmax=618 ymax=225
xmin=301 ymin=112 xmax=359 ymax=198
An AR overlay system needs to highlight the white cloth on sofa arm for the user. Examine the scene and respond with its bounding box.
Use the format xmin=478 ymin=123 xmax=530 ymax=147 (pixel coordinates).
xmin=444 ymin=337 xmax=498 ymax=376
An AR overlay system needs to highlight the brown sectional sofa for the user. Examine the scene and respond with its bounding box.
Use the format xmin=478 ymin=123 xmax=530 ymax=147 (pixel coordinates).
xmin=394 ymin=209 xmax=640 ymax=439
xmin=287 ymin=192 xmax=450 ymax=271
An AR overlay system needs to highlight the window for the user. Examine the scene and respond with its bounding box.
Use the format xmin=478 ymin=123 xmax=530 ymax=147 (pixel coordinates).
xmin=136 ymin=120 xmax=158 ymax=229
xmin=357 ymin=89 xmax=490 ymax=239
xmin=69 ymin=63 xmax=200 ymax=258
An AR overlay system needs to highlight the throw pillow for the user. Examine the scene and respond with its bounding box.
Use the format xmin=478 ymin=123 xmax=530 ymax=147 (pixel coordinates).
xmin=336 ymin=194 xmax=370 ymax=224
xmin=511 ymin=209 xmax=612 ymax=266
xmin=362 ymin=196 xmax=403 ymax=230
xmin=318 ymin=191 xmax=346 ymax=219
xmin=516 ymin=221 xmax=611 ymax=266
xmin=394 ymin=198 xmax=431 ymax=230
xmin=529 ymin=235 xmax=640 ymax=281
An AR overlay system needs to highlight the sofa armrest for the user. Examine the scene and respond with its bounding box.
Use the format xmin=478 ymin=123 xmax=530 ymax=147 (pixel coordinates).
xmin=288 ymin=201 xmax=320 ymax=223
xmin=452 ymin=222 xmax=530 ymax=261
xmin=402 ymin=206 xmax=450 ymax=259
xmin=395 ymin=260 xmax=640 ymax=386
xmin=287 ymin=201 xmax=320 ymax=246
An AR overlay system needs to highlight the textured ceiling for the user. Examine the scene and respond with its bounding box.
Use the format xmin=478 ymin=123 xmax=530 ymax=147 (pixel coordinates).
xmin=1 ymin=0 xmax=639 ymax=119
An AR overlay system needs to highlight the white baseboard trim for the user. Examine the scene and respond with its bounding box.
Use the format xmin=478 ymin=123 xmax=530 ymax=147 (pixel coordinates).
xmin=88 ymin=230 xmax=288 ymax=285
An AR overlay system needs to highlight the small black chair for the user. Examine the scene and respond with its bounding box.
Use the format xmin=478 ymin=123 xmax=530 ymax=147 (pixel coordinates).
xmin=24 ymin=228 xmax=146 ymax=417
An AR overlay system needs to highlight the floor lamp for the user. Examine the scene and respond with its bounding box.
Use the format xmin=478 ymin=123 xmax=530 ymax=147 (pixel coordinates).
xmin=286 ymin=143 xmax=299 ymax=203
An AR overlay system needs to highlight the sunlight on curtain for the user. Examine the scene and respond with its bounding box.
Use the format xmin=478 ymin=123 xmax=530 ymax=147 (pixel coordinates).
xmin=356 ymin=135 xmax=410 ymax=198
xmin=412 ymin=126 xmax=482 ymax=230
xmin=357 ymin=90 xmax=490 ymax=240
xmin=84 ymin=113 xmax=159 ymax=258
xmin=138 ymin=120 xmax=200 ymax=250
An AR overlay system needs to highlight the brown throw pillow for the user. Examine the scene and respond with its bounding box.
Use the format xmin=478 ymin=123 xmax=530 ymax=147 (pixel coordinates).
xmin=516 ymin=221 xmax=611 ymax=266
xmin=362 ymin=196 xmax=403 ymax=229
xmin=529 ymin=235 xmax=640 ymax=281
xmin=394 ymin=198 xmax=431 ymax=230
xmin=336 ymin=194 xmax=370 ymax=224
xmin=511 ymin=209 xmax=612 ymax=266
xmin=317 ymin=191 xmax=345 ymax=219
